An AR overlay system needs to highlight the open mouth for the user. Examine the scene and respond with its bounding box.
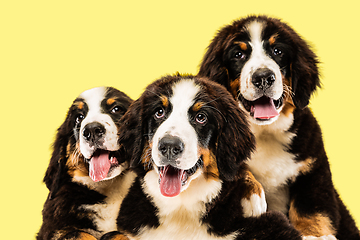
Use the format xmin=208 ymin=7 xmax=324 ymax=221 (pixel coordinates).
xmin=157 ymin=158 xmax=204 ymax=197
xmin=85 ymin=149 xmax=120 ymax=182
xmin=239 ymin=95 xmax=283 ymax=121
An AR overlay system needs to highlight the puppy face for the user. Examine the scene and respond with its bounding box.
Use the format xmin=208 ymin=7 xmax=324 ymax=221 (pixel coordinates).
xmin=119 ymin=74 xmax=254 ymax=198
xmin=76 ymin=87 xmax=122 ymax=159
xmin=148 ymin=80 xmax=217 ymax=196
xmin=226 ymin=20 xmax=291 ymax=125
xmin=70 ymin=87 xmax=133 ymax=182
xmin=62 ymin=87 xmax=133 ymax=183
xmin=44 ymin=86 xmax=133 ymax=198
xmin=199 ymin=15 xmax=320 ymax=126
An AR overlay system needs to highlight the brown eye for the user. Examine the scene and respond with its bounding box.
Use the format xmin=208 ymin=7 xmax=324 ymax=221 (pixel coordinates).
xmin=76 ymin=114 xmax=85 ymax=124
xmin=111 ymin=106 xmax=120 ymax=114
xmin=273 ymin=48 xmax=282 ymax=56
xmin=155 ymin=107 xmax=165 ymax=119
xmin=196 ymin=113 xmax=207 ymax=124
xmin=234 ymin=51 xmax=246 ymax=59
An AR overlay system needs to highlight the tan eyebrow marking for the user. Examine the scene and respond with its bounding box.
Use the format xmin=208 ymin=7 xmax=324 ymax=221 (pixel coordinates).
xmin=233 ymin=41 xmax=248 ymax=51
xmin=160 ymin=95 xmax=169 ymax=107
xmin=239 ymin=42 xmax=247 ymax=51
xmin=235 ymin=41 xmax=248 ymax=51
xmin=107 ymin=98 xmax=116 ymax=105
xmin=77 ymin=101 xmax=84 ymax=110
xmin=269 ymin=33 xmax=278 ymax=45
xmin=192 ymin=102 xmax=204 ymax=112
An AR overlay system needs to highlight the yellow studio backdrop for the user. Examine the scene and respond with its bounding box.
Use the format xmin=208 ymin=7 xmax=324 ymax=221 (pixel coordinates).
xmin=1 ymin=0 xmax=359 ymax=239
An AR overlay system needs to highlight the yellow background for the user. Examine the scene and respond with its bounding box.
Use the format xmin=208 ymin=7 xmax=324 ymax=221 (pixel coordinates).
xmin=1 ymin=1 xmax=359 ymax=239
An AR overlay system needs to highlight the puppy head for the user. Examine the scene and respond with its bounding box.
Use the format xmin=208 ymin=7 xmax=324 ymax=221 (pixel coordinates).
xmin=44 ymin=87 xmax=132 ymax=198
xmin=199 ymin=15 xmax=320 ymax=125
xmin=119 ymin=74 xmax=254 ymax=197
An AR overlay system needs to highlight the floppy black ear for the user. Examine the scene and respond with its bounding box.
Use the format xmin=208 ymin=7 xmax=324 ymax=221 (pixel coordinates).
xmin=215 ymin=92 xmax=255 ymax=181
xmin=44 ymin=117 xmax=73 ymax=199
xmin=198 ymin=33 xmax=231 ymax=88
xmin=290 ymin=36 xmax=321 ymax=109
xmin=118 ymin=98 xmax=145 ymax=169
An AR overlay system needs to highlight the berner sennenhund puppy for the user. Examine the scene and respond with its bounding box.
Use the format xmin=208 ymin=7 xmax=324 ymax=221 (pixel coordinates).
xmin=103 ymin=74 xmax=302 ymax=240
xmin=198 ymin=15 xmax=360 ymax=239
xmin=37 ymin=87 xmax=135 ymax=240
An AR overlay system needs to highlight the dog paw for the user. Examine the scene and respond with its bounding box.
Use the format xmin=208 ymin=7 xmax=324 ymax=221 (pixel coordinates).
xmin=302 ymin=235 xmax=337 ymax=240
xmin=241 ymin=189 xmax=267 ymax=217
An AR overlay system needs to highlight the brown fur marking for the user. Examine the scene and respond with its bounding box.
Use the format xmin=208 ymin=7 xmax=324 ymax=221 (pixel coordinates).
xmin=104 ymin=233 xmax=130 ymax=240
xmin=229 ymin=79 xmax=240 ymax=99
xmin=66 ymin=142 xmax=89 ymax=178
xmin=77 ymin=232 xmax=97 ymax=240
xmin=299 ymin=158 xmax=316 ymax=175
xmin=141 ymin=143 xmax=153 ymax=170
xmin=289 ymin=200 xmax=336 ymax=237
xmin=242 ymin=167 xmax=264 ymax=199
xmin=77 ymin=101 xmax=84 ymax=110
xmin=281 ymin=76 xmax=296 ymax=117
xmin=234 ymin=41 xmax=247 ymax=51
xmin=160 ymin=95 xmax=169 ymax=108
xmin=269 ymin=34 xmax=278 ymax=45
xmin=281 ymin=100 xmax=296 ymax=117
xmin=107 ymin=98 xmax=116 ymax=105
xmin=193 ymin=102 xmax=204 ymax=112
xmin=198 ymin=147 xmax=219 ymax=180
xmin=239 ymin=42 xmax=247 ymax=51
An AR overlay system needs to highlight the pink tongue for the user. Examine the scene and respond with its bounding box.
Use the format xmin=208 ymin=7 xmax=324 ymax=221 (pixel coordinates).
xmin=89 ymin=150 xmax=111 ymax=182
xmin=159 ymin=165 xmax=184 ymax=197
xmin=252 ymin=97 xmax=279 ymax=119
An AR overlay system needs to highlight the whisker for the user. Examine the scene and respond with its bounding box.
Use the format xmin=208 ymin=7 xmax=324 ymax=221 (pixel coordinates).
xmin=73 ymin=146 xmax=83 ymax=166
xmin=201 ymin=105 xmax=228 ymax=123
xmin=199 ymin=96 xmax=229 ymax=123
xmin=283 ymin=84 xmax=294 ymax=98
xmin=139 ymin=145 xmax=153 ymax=170
xmin=202 ymin=97 xmax=222 ymax=106
xmin=280 ymin=66 xmax=287 ymax=71
xmin=236 ymin=90 xmax=242 ymax=100
xmin=145 ymin=89 xmax=164 ymax=99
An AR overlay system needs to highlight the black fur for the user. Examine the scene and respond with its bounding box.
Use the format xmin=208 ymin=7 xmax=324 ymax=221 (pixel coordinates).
xmin=37 ymin=87 xmax=133 ymax=240
xmin=198 ymin=15 xmax=359 ymax=239
xmin=288 ymin=107 xmax=359 ymax=239
xmin=115 ymin=74 xmax=302 ymax=239
xmin=198 ymin=15 xmax=320 ymax=109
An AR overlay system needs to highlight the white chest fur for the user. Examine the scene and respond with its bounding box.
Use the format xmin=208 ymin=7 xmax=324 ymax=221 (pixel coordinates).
xmin=247 ymin=113 xmax=303 ymax=214
xmin=74 ymin=171 xmax=137 ymax=236
xmin=135 ymin=170 xmax=238 ymax=240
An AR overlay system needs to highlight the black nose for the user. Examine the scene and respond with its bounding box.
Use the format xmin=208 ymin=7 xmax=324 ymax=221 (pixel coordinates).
xmin=252 ymin=68 xmax=276 ymax=90
xmin=83 ymin=122 xmax=106 ymax=143
xmin=158 ymin=135 xmax=184 ymax=161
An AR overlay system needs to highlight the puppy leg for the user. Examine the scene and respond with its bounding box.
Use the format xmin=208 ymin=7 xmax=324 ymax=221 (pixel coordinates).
xmin=240 ymin=168 xmax=267 ymax=217
xmin=289 ymin=197 xmax=337 ymax=239
xmin=289 ymin=180 xmax=336 ymax=240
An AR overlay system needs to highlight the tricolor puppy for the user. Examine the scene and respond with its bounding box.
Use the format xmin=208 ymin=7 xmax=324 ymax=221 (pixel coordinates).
xmin=198 ymin=15 xmax=360 ymax=239
xmin=37 ymin=87 xmax=135 ymax=240
xmin=108 ymin=74 xmax=302 ymax=240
